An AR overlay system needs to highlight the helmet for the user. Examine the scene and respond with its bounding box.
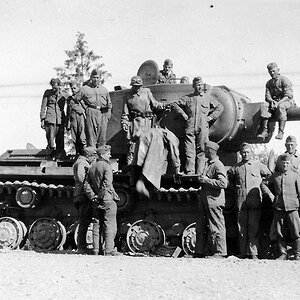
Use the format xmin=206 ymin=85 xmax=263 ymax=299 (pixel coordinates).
xmin=130 ymin=76 xmax=143 ymax=86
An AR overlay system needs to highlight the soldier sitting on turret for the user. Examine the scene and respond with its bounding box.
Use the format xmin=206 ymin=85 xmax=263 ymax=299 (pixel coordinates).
xmin=257 ymin=62 xmax=295 ymax=140
xmin=156 ymin=59 xmax=176 ymax=84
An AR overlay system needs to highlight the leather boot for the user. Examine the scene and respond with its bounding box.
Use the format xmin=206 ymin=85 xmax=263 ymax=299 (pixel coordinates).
xmin=275 ymin=120 xmax=286 ymax=140
xmin=294 ymin=238 xmax=300 ymax=260
xmin=257 ymin=119 xmax=269 ymax=139
xmin=277 ymin=240 xmax=287 ymax=260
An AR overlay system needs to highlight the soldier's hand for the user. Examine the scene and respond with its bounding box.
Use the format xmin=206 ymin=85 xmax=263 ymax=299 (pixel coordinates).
xmin=198 ymin=175 xmax=208 ymax=184
xmin=122 ymin=123 xmax=129 ymax=132
xmin=183 ymin=114 xmax=189 ymax=121
xmin=40 ymin=120 xmax=45 ymax=129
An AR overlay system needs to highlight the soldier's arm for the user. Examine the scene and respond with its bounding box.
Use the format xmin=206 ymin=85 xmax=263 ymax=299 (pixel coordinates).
xmin=208 ymin=98 xmax=224 ymax=122
xmin=278 ymin=76 xmax=293 ymax=105
xmin=171 ymin=97 xmax=189 ymax=121
xmin=40 ymin=91 xmax=48 ymax=129
xmin=148 ymin=89 xmax=163 ymax=110
xmin=202 ymin=164 xmax=228 ymax=189
xmin=83 ymin=173 xmax=96 ymax=201
xmin=121 ymin=98 xmax=130 ymax=131
xmin=295 ymin=174 xmax=300 ymax=200
xmin=265 ymin=84 xmax=274 ymax=104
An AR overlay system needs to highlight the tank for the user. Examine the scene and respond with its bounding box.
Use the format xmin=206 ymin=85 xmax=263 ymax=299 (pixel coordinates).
xmin=0 ymin=60 xmax=298 ymax=256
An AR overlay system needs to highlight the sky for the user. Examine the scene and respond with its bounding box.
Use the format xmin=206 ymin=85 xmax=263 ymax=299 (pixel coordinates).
xmin=0 ymin=0 xmax=300 ymax=155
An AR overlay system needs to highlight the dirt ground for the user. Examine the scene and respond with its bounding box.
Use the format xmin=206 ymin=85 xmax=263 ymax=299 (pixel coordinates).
xmin=1 ymin=250 xmax=300 ymax=300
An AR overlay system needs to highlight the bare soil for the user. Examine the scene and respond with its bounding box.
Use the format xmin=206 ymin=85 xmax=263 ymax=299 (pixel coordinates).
xmin=1 ymin=249 xmax=300 ymax=300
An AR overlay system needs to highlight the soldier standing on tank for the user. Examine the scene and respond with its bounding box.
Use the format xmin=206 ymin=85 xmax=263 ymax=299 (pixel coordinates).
xmin=121 ymin=75 xmax=164 ymax=165
xmin=172 ymin=76 xmax=224 ymax=174
xmin=80 ymin=69 xmax=112 ymax=148
xmin=228 ymin=143 xmax=271 ymax=259
xmin=264 ymin=154 xmax=300 ymax=260
xmin=194 ymin=141 xmax=228 ymax=258
xmin=40 ymin=78 xmax=68 ymax=157
xmin=156 ymin=59 xmax=177 ymax=84
xmin=84 ymin=145 xmax=122 ymax=256
xmin=257 ymin=62 xmax=295 ymax=140
xmin=67 ymin=80 xmax=87 ymax=155
xmin=73 ymin=146 xmax=97 ymax=254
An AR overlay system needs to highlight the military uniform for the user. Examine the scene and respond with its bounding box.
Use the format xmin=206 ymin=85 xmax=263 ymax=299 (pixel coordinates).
xmin=67 ymin=90 xmax=86 ymax=155
xmin=266 ymin=168 xmax=300 ymax=259
xmin=172 ymin=90 xmax=223 ymax=174
xmin=80 ymin=83 xmax=112 ymax=148
xmin=156 ymin=70 xmax=176 ymax=84
xmin=228 ymin=160 xmax=271 ymax=257
xmin=260 ymin=75 xmax=294 ymax=120
xmin=195 ymin=144 xmax=228 ymax=257
xmin=73 ymin=154 xmax=94 ymax=252
xmin=40 ymin=88 xmax=68 ymax=152
xmin=84 ymin=146 xmax=119 ymax=255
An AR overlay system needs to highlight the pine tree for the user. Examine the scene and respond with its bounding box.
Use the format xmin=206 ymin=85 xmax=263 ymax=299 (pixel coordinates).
xmin=54 ymin=32 xmax=111 ymax=87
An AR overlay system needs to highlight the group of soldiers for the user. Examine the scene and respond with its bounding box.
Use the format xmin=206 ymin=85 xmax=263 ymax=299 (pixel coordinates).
xmin=39 ymin=59 xmax=299 ymax=258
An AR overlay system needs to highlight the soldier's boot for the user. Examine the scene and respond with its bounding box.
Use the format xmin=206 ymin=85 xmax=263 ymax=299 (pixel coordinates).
xmin=257 ymin=119 xmax=269 ymax=139
xmin=275 ymin=120 xmax=286 ymax=140
xmin=276 ymin=240 xmax=287 ymax=260
xmin=293 ymin=238 xmax=300 ymax=260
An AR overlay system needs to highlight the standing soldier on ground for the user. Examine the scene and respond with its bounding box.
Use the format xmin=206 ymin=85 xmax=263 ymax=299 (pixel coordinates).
xmin=80 ymin=69 xmax=112 ymax=148
xmin=156 ymin=59 xmax=177 ymax=84
xmin=257 ymin=62 xmax=295 ymax=140
xmin=228 ymin=143 xmax=271 ymax=259
xmin=121 ymin=75 xmax=164 ymax=165
xmin=84 ymin=145 xmax=122 ymax=256
xmin=194 ymin=141 xmax=228 ymax=258
xmin=73 ymin=146 xmax=97 ymax=254
xmin=40 ymin=78 xmax=68 ymax=158
xmin=172 ymin=76 xmax=224 ymax=174
xmin=265 ymin=154 xmax=300 ymax=260
xmin=67 ymin=80 xmax=87 ymax=155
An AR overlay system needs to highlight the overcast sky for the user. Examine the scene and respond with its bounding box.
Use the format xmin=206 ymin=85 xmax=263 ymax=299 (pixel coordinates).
xmin=0 ymin=0 xmax=300 ymax=154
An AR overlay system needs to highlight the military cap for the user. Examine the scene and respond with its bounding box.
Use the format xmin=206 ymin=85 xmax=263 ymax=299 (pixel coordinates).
xmin=50 ymin=78 xmax=61 ymax=86
xmin=267 ymin=62 xmax=278 ymax=70
xmin=97 ymin=144 xmax=111 ymax=155
xmin=240 ymin=142 xmax=252 ymax=151
xmin=192 ymin=76 xmax=203 ymax=86
xmin=285 ymin=135 xmax=297 ymax=144
xmin=130 ymin=75 xmax=143 ymax=86
xmin=164 ymin=59 xmax=173 ymax=66
xmin=205 ymin=141 xmax=219 ymax=151
xmin=91 ymin=69 xmax=101 ymax=76
xmin=83 ymin=146 xmax=97 ymax=157
xmin=180 ymin=76 xmax=189 ymax=84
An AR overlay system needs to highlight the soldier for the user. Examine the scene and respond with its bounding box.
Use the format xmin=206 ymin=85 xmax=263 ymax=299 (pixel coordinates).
xmin=265 ymin=154 xmax=300 ymax=260
xmin=40 ymin=78 xmax=68 ymax=157
xmin=156 ymin=59 xmax=176 ymax=84
xmin=180 ymin=76 xmax=189 ymax=84
xmin=194 ymin=141 xmax=228 ymax=258
xmin=172 ymin=76 xmax=224 ymax=174
xmin=228 ymin=143 xmax=271 ymax=259
xmin=276 ymin=135 xmax=300 ymax=173
xmin=73 ymin=146 xmax=97 ymax=254
xmin=80 ymin=69 xmax=112 ymax=148
xmin=121 ymin=75 xmax=164 ymax=165
xmin=257 ymin=62 xmax=295 ymax=140
xmin=84 ymin=145 xmax=122 ymax=256
xmin=67 ymin=80 xmax=87 ymax=155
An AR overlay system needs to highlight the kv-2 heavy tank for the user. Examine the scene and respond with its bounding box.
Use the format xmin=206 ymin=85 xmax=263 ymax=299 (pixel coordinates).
xmin=0 ymin=60 xmax=299 ymax=255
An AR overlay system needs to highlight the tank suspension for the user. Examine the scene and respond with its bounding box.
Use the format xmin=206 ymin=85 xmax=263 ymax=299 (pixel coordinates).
xmin=28 ymin=218 xmax=66 ymax=251
xmin=182 ymin=222 xmax=196 ymax=255
xmin=0 ymin=217 xmax=27 ymax=250
xmin=126 ymin=219 xmax=166 ymax=253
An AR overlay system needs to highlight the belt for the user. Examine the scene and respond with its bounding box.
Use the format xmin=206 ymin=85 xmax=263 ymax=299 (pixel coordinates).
xmin=129 ymin=111 xmax=153 ymax=120
xmin=88 ymin=105 xmax=109 ymax=113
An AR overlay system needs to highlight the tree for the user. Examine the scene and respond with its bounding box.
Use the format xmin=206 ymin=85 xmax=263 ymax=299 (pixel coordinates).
xmin=54 ymin=32 xmax=111 ymax=87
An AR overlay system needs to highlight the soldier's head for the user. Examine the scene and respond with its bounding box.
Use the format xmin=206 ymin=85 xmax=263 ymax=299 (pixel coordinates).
xmin=204 ymin=141 xmax=219 ymax=159
xmin=285 ymin=135 xmax=297 ymax=154
xmin=90 ymin=69 xmax=101 ymax=87
xmin=267 ymin=62 xmax=280 ymax=80
xmin=97 ymin=145 xmax=111 ymax=161
xmin=163 ymin=59 xmax=173 ymax=74
xmin=240 ymin=143 xmax=253 ymax=162
xmin=180 ymin=76 xmax=189 ymax=84
xmin=130 ymin=76 xmax=143 ymax=91
xmin=50 ymin=78 xmax=61 ymax=92
xmin=69 ymin=80 xmax=80 ymax=95
xmin=192 ymin=76 xmax=204 ymax=93
xmin=278 ymin=153 xmax=291 ymax=173
xmin=83 ymin=147 xmax=97 ymax=164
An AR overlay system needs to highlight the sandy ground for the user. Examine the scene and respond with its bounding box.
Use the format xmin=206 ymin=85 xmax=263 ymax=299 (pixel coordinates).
xmin=1 ymin=250 xmax=300 ymax=300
